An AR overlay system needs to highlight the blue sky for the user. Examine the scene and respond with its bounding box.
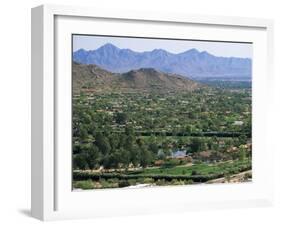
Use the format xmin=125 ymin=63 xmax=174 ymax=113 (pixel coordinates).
xmin=73 ymin=35 xmax=252 ymax=58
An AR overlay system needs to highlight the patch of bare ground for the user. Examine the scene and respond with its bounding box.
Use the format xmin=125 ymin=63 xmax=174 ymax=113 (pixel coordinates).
xmin=206 ymin=170 xmax=252 ymax=184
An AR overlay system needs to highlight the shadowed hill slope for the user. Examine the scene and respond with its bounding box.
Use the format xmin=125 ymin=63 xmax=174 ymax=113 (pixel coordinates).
xmin=73 ymin=62 xmax=203 ymax=94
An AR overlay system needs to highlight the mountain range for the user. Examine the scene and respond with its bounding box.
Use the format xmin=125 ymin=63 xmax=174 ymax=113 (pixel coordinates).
xmin=73 ymin=43 xmax=252 ymax=80
xmin=73 ymin=62 xmax=202 ymax=94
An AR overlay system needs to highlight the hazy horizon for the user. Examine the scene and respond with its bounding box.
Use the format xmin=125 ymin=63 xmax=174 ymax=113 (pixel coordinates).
xmin=73 ymin=35 xmax=252 ymax=59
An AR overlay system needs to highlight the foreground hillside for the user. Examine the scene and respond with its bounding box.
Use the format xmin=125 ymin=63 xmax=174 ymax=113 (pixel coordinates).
xmin=73 ymin=62 xmax=202 ymax=94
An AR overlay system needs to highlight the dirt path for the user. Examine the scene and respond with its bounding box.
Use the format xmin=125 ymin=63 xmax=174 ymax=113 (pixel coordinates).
xmin=207 ymin=170 xmax=252 ymax=184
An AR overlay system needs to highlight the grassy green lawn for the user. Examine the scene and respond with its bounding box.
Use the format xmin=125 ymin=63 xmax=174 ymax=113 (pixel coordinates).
xmin=73 ymin=159 xmax=251 ymax=190
xmin=129 ymin=159 xmax=250 ymax=176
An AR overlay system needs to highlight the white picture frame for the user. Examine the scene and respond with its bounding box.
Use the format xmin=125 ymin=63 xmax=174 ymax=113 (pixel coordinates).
xmin=31 ymin=4 xmax=274 ymax=221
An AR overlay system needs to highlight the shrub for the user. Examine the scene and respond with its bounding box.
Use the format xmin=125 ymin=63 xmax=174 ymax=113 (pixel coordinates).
xmin=179 ymin=159 xmax=188 ymax=165
xmin=118 ymin=180 xmax=130 ymax=188
xmin=191 ymin=170 xmax=198 ymax=176
xmin=107 ymin=178 xmax=119 ymax=184
xmin=105 ymin=178 xmax=119 ymax=188
xmin=99 ymin=179 xmax=111 ymax=188
xmin=155 ymin=179 xmax=166 ymax=186
xmin=128 ymin=179 xmax=137 ymax=186
xmin=171 ymin=179 xmax=185 ymax=186
xmin=184 ymin=179 xmax=194 ymax=185
xmin=143 ymin=177 xmax=154 ymax=184
xmin=74 ymin=180 xmax=94 ymax=189
xmin=243 ymin=173 xmax=252 ymax=180
xmin=193 ymin=160 xmax=202 ymax=165
xmin=162 ymin=159 xmax=180 ymax=168
xmin=136 ymin=177 xmax=145 ymax=184
xmin=225 ymin=174 xmax=231 ymax=182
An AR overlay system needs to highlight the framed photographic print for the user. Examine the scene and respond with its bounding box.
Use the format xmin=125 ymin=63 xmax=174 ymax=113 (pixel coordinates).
xmin=31 ymin=4 xmax=274 ymax=221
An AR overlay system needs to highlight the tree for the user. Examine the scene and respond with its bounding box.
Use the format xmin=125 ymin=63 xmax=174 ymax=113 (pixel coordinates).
xmin=186 ymin=124 xmax=192 ymax=134
xmin=73 ymin=143 xmax=82 ymax=155
xmin=120 ymin=148 xmax=131 ymax=168
xmin=108 ymin=133 xmax=119 ymax=151
xmin=238 ymin=145 xmax=246 ymax=161
xmin=148 ymin=143 xmax=158 ymax=155
xmin=136 ymin=138 xmax=144 ymax=147
xmin=125 ymin=125 xmax=134 ymax=136
xmin=108 ymin=151 xmax=122 ymax=169
xmin=175 ymin=137 xmax=184 ymax=149
xmin=95 ymin=133 xmax=111 ymax=155
xmin=162 ymin=140 xmax=171 ymax=157
xmin=78 ymin=125 xmax=88 ymax=141
xmin=191 ymin=170 xmax=198 ymax=176
xmin=73 ymin=154 xmax=88 ymax=170
xmin=190 ymin=138 xmax=206 ymax=153
xmin=115 ymin=112 xmax=128 ymax=124
xmin=238 ymin=134 xmax=247 ymax=145
xmin=140 ymin=147 xmax=152 ymax=168
xmin=130 ymin=145 xmax=140 ymax=167
xmin=124 ymin=135 xmax=134 ymax=151
xmin=102 ymin=154 xmax=111 ymax=169
xmin=87 ymin=144 xmax=101 ymax=170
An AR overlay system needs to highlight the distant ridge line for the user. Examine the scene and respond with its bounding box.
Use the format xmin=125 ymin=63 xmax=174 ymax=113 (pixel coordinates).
xmin=73 ymin=42 xmax=252 ymax=79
